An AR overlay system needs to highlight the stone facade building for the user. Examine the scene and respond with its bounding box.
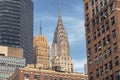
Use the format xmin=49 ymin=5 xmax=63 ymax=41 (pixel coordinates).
xmin=34 ymin=35 xmax=50 ymax=69
xmin=52 ymin=2 xmax=73 ymax=73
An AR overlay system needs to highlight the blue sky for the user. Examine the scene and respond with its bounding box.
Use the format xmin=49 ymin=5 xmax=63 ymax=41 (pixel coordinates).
xmin=33 ymin=0 xmax=86 ymax=73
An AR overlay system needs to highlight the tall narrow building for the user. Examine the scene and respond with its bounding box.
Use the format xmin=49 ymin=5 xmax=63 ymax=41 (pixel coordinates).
xmin=0 ymin=0 xmax=33 ymax=63
xmin=34 ymin=24 xmax=50 ymax=69
xmin=84 ymin=0 xmax=120 ymax=80
xmin=52 ymin=1 xmax=73 ymax=73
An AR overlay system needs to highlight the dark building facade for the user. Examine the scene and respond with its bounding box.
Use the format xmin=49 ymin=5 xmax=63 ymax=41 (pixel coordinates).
xmin=0 ymin=0 xmax=33 ymax=64
xmin=84 ymin=0 xmax=120 ymax=80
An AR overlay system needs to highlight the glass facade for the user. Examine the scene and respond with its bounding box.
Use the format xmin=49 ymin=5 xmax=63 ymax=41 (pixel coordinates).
xmin=0 ymin=56 xmax=25 ymax=80
xmin=0 ymin=0 xmax=33 ymax=64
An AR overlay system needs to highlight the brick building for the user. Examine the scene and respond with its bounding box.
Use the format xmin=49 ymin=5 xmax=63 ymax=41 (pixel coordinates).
xmin=84 ymin=0 xmax=120 ymax=80
xmin=9 ymin=67 xmax=88 ymax=80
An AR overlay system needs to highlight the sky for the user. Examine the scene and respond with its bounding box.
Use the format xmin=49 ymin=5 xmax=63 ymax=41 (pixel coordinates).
xmin=33 ymin=0 xmax=86 ymax=73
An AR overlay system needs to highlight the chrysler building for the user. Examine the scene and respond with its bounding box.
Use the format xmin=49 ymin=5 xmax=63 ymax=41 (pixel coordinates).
xmin=52 ymin=0 xmax=73 ymax=73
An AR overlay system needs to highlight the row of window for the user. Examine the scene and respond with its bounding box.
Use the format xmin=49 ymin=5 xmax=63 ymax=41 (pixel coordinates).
xmin=89 ymin=56 xmax=119 ymax=72
xmin=24 ymin=74 xmax=82 ymax=80
xmin=90 ymin=70 xmax=120 ymax=80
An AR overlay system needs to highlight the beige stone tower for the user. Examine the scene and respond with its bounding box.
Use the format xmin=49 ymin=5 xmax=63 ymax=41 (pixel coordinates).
xmin=34 ymin=30 xmax=50 ymax=69
xmin=52 ymin=0 xmax=73 ymax=73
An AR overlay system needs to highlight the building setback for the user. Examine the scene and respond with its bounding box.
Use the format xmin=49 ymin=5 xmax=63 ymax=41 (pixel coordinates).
xmin=9 ymin=67 xmax=88 ymax=80
xmin=0 ymin=0 xmax=33 ymax=64
xmin=34 ymin=35 xmax=50 ymax=69
xmin=0 ymin=46 xmax=25 ymax=80
xmin=84 ymin=0 xmax=120 ymax=80
xmin=52 ymin=1 xmax=73 ymax=73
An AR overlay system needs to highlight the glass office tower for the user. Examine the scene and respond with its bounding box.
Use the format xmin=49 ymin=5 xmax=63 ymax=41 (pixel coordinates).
xmin=0 ymin=0 xmax=33 ymax=63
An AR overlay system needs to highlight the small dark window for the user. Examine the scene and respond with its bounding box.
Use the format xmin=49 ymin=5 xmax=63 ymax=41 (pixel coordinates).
xmin=115 ymin=56 xmax=119 ymax=66
xmin=93 ymin=32 xmax=96 ymax=39
xmin=85 ymin=2 xmax=89 ymax=10
xmin=109 ymin=61 xmax=113 ymax=70
xmin=102 ymin=25 xmax=105 ymax=33
xmin=113 ymin=42 xmax=117 ymax=52
xmin=97 ymin=29 xmax=100 ymax=37
xmin=111 ymin=16 xmax=115 ymax=25
xmin=96 ymin=6 xmax=99 ymax=13
xmin=96 ymin=69 xmax=99 ymax=78
xmin=106 ymin=22 xmax=109 ymax=30
xmin=112 ymin=29 xmax=117 ymax=38
xmin=88 ymin=36 xmax=91 ymax=44
xmin=94 ymin=44 xmax=97 ymax=52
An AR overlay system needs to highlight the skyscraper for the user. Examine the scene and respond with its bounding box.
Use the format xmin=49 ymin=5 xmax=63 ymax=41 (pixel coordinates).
xmin=34 ymin=34 xmax=50 ymax=69
xmin=84 ymin=0 xmax=120 ymax=80
xmin=0 ymin=0 xmax=33 ymax=63
xmin=52 ymin=1 xmax=73 ymax=73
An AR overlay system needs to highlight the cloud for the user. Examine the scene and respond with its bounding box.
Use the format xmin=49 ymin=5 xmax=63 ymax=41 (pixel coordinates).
xmin=72 ymin=58 xmax=87 ymax=73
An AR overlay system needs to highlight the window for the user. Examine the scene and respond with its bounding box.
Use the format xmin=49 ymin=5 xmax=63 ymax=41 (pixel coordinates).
xmin=99 ymin=54 xmax=102 ymax=62
xmin=59 ymin=77 xmax=63 ymax=80
xmin=109 ymin=61 xmax=113 ymax=70
xmin=106 ymin=22 xmax=109 ymax=30
xmin=100 ymin=1 xmax=103 ymax=8
xmin=104 ymin=9 xmax=108 ymax=17
xmin=34 ymin=75 xmax=40 ymax=80
xmin=95 ymin=56 xmax=98 ymax=65
xmin=104 ymin=51 xmax=107 ymax=59
xmin=107 ymin=48 xmax=111 ymax=56
xmin=102 ymin=25 xmax=105 ymax=33
xmin=86 ymin=13 xmax=89 ymax=22
xmin=24 ymin=74 xmax=30 ymax=80
xmin=92 ymin=19 xmax=95 ymax=26
xmin=104 ymin=0 xmax=107 ymax=5
xmin=85 ymin=2 xmax=88 ymax=10
xmin=111 ymin=16 xmax=115 ymax=25
xmin=93 ymin=32 xmax=96 ymax=39
xmin=96 ymin=6 xmax=99 ymax=13
xmin=113 ymin=42 xmax=117 ymax=52
xmin=103 ymin=37 xmax=106 ymax=46
xmin=44 ymin=76 xmax=48 ymax=80
xmin=91 ymin=0 xmax=94 ymax=5
xmin=98 ymin=41 xmax=101 ymax=48
xmin=110 ymin=4 xmax=115 ymax=12
xmin=96 ymin=69 xmax=99 ymax=78
xmin=94 ymin=44 xmax=97 ymax=52
xmin=88 ymin=48 xmax=91 ymax=57
xmin=116 ymin=71 xmax=120 ymax=80
xmin=100 ymin=12 xmax=104 ymax=21
xmin=105 ymin=63 xmax=108 ymax=73
xmin=88 ymin=36 xmax=91 ymax=44
xmin=96 ymin=17 xmax=99 ymax=24
xmin=86 ymin=24 xmax=90 ymax=32
xmin=50 ymin=76 xmax=53 ymax=80
xmin=89 ymin=72 xmax=93 ymax=80
xmin=112 ymin=29 xmax=117 ymax=38
xmin=92 ymin=9 xmax=95 ymax=17
xmin=115 ymin=56 xmax=119 ymax=66
xmin=100 ymin=66 xmax=104 ymax=75
xmin=106 ymin=77 xmax=109 ymax=80
xmin=110 ymin=74 xmax=114 ymax=80
xmin=54 ymin=77 xmax=58 ymax=80
xmin=89 ymin=60 xmax=92 ymax=68
xmin=64 ymin=78 xmax=67 ymax=80
xmin=97 ymin=29 xmax=100 ymax=37
xmin=107 ymin=34 xmax=110 ymax=43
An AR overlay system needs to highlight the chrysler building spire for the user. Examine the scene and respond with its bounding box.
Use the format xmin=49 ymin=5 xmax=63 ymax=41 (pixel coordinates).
xmin=52 ymin=0 xmax=73 ymax=73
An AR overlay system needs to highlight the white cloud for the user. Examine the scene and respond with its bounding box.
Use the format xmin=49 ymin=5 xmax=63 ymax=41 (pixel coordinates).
xmin=72 ymin=58 xmax=87 ymax=73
